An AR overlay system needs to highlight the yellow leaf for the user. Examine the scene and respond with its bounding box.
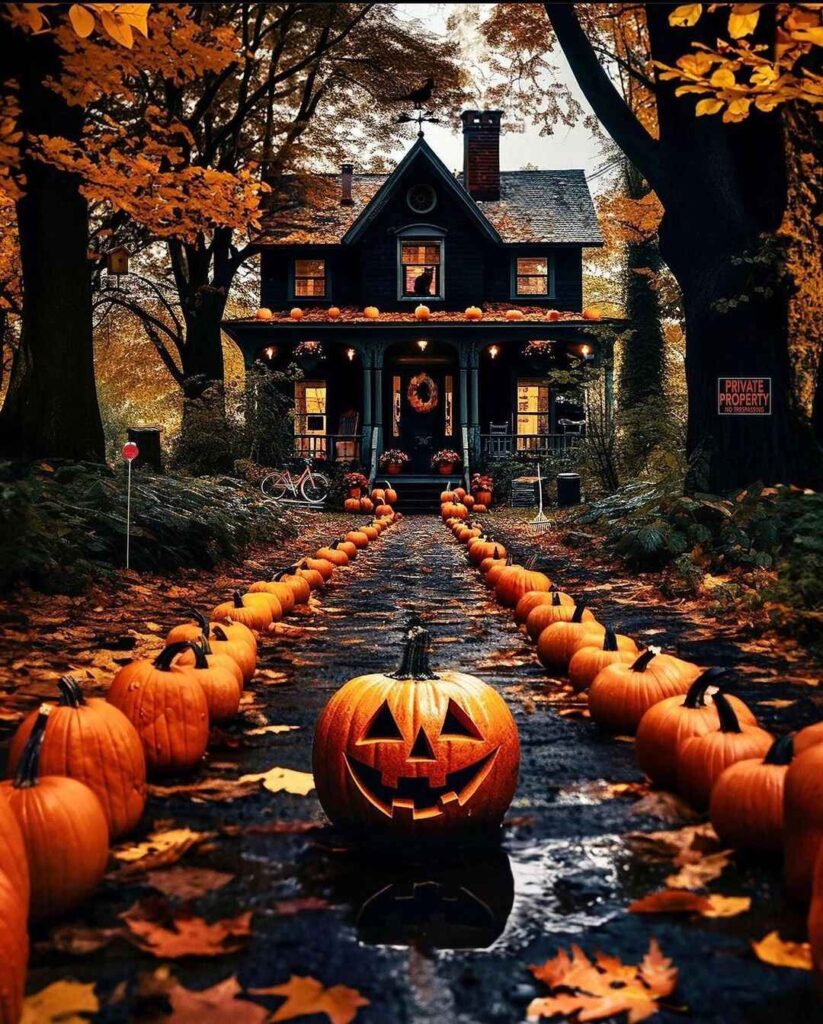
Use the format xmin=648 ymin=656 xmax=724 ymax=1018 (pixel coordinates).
xmin=791 ymin=26 xmax=823 ymax=45
xmin=238 ymin=766 xmax=315 ymax=796
xmin=21 ymin=980 xmax=99 ymax=1024
xmin=696 ymin=98 xmax=725 ymax=116
xmin=703 ymin=894 xmax=751 ymax=918
xmin=68 ymin=4 xmax=95 ymax=37
xmin=751 ymin=931 xmax=812 ymax=970
xmin=250 ymin=976 xmax=369 ymax=1024
xmin=710 ymin=68 xmax=737 ymax=88
xmin=728 ymin=10 xmax=760 ymax=38
xmin=669 ymin=4 xmax=703 ymax=28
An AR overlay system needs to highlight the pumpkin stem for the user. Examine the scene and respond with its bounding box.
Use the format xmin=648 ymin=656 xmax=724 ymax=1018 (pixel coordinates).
xmin=391 ymin=626 xmax=437 ymax=681
xmin=602 ymin=628 xmax=618 ymax=652
xmin=271 ymin=569 xmax=289 ymax=581
xmin=630 ymin=649 xmax=657 ymax=672
xmin=232 ymin=590 xmax=245 ymax=608
xmin=154 ymin=641 xmax=197 ymax=671
xmin=712 ymin=691 xmax=743 ymax=733
xmin=764 ymin=733 xmax=794 ymax=765
xmin=14 ymin=704 xmax=52 ymax=789
xmin=571 ymin=601 xmax=587 ymax=623
xmin=551 ymin=592 xmax=561 ymax=606
xmin=195 ymin=634 xmax=213 ymax=658
xmin=57 ymin=675 xmax=86 ymax=707
xmin=683 ymin=667 xmax=733 ymax=709
xmin=211 ymin=625 xmax=228 ymax=642
xmin=186 ymin=608 xmax=208 ymax=633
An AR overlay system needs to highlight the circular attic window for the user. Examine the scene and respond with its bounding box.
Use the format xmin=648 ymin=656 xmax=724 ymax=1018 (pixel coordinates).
xmin=406 ymin=184 xmax=437 ymax=214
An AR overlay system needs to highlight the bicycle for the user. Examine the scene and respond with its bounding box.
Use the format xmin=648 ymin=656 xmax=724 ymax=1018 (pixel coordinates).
xmin=260 ymin=458 xmax=330 ymax=504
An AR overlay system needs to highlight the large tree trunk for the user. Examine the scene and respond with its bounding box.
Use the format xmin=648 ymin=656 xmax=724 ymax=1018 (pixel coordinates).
xmin=0 ymin=28 xmax=104 ymax=462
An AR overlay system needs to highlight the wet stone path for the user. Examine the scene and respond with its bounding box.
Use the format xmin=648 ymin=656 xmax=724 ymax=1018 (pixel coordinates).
xmin=19 ymin=516 xmax=819 ymax=1022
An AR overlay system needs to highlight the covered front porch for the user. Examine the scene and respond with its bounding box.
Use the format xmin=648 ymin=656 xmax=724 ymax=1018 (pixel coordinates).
xmin=222 ymin=316 xmax=618 ymax=484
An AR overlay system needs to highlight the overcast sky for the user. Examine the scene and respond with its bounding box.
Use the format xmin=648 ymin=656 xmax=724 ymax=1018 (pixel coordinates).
xmin=393 ymin=3 xmax=608 ymax=184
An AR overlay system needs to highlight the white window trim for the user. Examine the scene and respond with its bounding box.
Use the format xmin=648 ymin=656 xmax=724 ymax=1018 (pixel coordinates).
xmin=511 ymin=254 xmax=555 ymax=300
xmin=397 ymin=236 xmax=445 ymax=302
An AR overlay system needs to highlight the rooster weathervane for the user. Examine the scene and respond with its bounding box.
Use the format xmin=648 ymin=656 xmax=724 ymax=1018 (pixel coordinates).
xmin=393 ymin=77 xmax=440 ymax=137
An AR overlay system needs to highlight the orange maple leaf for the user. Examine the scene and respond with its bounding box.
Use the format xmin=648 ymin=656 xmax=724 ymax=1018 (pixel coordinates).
xmin=250 ymin=976 xmax=369 ymax=1024
xmin=120 ymin=901 xmax=251 ymax=958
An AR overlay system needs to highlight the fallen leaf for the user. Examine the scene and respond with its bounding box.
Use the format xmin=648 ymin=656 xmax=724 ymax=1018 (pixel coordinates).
xmin=246 ymin=723 xmax=301 ymax=736
xmin=166 ymin=976 xmax=268 ymax=1023
xmin=113 ymin=828 xmax=214 ymax=875
xmin=21 ymin=980 xmax=99 ymax=1023
xmin=47 ymin=924 xmax=122 ymax=956
xmin=146 ymin=867 xmax=234 ymax=901
xmin=238 ymin=766 xmax=315 ymax=796
xmin=629 ymin=790 xmax=701 ymax=825
xmin=121 ymin=901 xmax=252 ymax=958
xmin=751 ymin=931 xmax=812 ymax=971
xmin=757 ymin=699 xmax=796 ymax=709
xmin=703 ymin=894 xmax=751 ymax=918
xmin=274 ymin=897 xmax=329 ymax=915
xmin=665 ymin=849 xmax=732 ymax=890
xmin=250 ymin=975 xmax=369 ymax=1024
xmin=629 ymin=890 xmax=750 ymax=918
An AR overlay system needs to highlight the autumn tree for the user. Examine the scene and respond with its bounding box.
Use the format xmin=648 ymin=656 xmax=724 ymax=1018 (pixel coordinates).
xmin=94 ymin=2 xmax=466 ymax=470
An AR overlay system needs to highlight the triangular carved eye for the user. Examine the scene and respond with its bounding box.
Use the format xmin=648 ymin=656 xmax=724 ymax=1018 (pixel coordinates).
xmin=440 ymin=699 xmax=483 ymax=740
xmin=362 ymin=701 xmax=403 ymax=741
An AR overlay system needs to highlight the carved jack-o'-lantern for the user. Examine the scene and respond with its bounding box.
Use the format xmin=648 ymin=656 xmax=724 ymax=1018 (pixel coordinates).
xmin=313 ymin=626 xmax=520 ymax=838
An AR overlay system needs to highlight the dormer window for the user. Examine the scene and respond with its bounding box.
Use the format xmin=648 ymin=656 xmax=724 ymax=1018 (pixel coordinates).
xmin=513 ymin=256 xmax=553 ymax=298
xmin=293 ymin=258 xmax=327 ymax=298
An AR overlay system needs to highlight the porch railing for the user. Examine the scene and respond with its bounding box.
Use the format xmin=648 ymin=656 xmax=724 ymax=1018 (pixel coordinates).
xmin=293 ymin=434 xmax=360 ymax=462
xmin=481 ymin=432 xmax=582 ymax=459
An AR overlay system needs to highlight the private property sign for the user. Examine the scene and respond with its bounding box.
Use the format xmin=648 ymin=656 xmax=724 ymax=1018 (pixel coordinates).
xmin=717 ymin=377 xmax=772 ymax=416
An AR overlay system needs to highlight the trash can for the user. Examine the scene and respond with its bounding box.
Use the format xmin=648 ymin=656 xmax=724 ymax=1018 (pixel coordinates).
xmin=556 ymin=472 xmax=581 ymax=507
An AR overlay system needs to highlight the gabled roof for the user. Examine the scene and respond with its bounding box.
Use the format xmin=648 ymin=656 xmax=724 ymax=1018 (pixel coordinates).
xmin=256 ymin=141 xmax=602 ymax=247
xmin=341 ymin=136 xmax=501 ymax=245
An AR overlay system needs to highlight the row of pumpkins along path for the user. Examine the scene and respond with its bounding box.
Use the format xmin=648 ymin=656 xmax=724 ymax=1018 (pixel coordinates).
xmin=0 ymin=504 xmax=405 ymax=1024
xmin=438 ymin=495 xmax=823 ymax=988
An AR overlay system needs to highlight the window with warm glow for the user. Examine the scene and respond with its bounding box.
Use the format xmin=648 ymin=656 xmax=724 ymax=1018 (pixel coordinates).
xmin=295 ymin=380 xmax=327 ymax=456
xmin=400 ymin=241 xmax=442 ymax=298
xmin=514 ymin=257 xmax=550 ymax=297
xmin=293 ymin=258 xmax=326 ymax=298
xmin=516 ymin=378 xmax=549 ymax=450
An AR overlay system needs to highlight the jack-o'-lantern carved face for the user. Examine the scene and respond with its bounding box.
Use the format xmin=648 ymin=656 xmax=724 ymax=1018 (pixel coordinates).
xmin=313 ymin=627 xmax=520 ymax=837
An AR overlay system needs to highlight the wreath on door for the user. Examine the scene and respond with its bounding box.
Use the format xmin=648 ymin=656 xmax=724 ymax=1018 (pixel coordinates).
xmin=407 ymin=372 xmax=439 ymax=414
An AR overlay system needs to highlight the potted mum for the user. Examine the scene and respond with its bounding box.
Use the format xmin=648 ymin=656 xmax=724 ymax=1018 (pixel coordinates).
xmin=343 ymin=471 xmax=369 ymax=498
xmin=432 ymin=449 xmax=461 ymax=476
xmin=471 ymin=472 xmax=494 ymax=506
xmin=379 ymin=449 xmax=410 ymax=475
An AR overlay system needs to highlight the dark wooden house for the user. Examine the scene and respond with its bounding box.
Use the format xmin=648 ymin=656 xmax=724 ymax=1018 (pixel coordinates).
xmin=223 ymin=110 xmax=615 ymax=490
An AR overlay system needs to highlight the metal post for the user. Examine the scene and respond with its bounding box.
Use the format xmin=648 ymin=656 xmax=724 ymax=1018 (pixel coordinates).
xmin=126 ymin=459 xmax=132 ymax=570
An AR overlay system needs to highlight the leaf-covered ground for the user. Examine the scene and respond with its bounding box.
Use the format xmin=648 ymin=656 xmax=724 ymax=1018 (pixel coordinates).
xmin=0 ymin=514 xmax=821 ymax=1023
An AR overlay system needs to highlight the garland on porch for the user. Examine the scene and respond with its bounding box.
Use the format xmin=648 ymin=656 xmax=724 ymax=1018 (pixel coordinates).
xmin=407 ymin=372 xmax=439 ymax=414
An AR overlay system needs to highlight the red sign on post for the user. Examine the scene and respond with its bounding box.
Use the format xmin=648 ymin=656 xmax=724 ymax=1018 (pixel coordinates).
xmin=717 ymin=377 xmax=772 ymax=416
xmin=122 ymin=441 xmax=139 ymax=461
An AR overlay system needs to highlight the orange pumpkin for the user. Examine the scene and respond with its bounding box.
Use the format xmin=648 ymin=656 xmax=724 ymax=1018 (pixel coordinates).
xmin=0 ymin=865 xmax=27 ymax=1024
xmin=568 ymin=630 xmax=639 ymax=693
xmin=453 ymin=487 xmax=467 ymax=501
xmin=371 ymin=488 xmax=386 ymax=503
xmin=248 ymin=577 xmax=296 ymax=614
xmin=635 ymin=669 xmax=757 ymax=789
xmin=537 ymin=618 xmax=633 ymax=675
xmin=1 ymin=705 xmax=109 ymax=921
xmin=784 ymin=741 xmax=823 ymax=902
xmin=382 ymin=484 xmax=398 ymax=504
xmin=414 ymin=303 xmax=430 ymax=320
xmin=526 ymin=599 xmax=596 ymax=642
xmin=337 ymin=539 xmax=358 ymax=560
xmin=375 ymin=503 xmax=393 ymax=517
xmin=242 ymin=590 xmax=285 ymax=623
xmin=485 ymin=556 xmax=514 ymax=589
xmin=361 ymin=525 xmax=380 ymax=542
xmin=0 ymin=789 xmax=29 ymax=911
xmin=171 ymin=638 xmax=242 ymax=723
xmin=296 ymin=556 xmax=335 ymax=580
xmin=464 ymin=305 xmax=483 ymax=320
xmin=710 ymin=734 xmax=793 ymax=851
xmin=211 ymin=591 xmax=273 ymax=631
xmin=588 ymin=649 xmax=702 ymax=735
xmin=295 ymin=565 xmax=325 ymax=589
xmin=312 ymin=626 xmax=520 ymax=838
xmin=344 ymin=497 xmax=361 ymax=512
xmin=494 ymin=564 xmax=552 ymax=608
xmin=363 ymin=305 xmax=380 ymax=319
xmin=582 ymin=306 xmax=601 ymax=320
xmin=316 ymin=542 xmax=350 ymax=567
xmin=327 ymin=306 xmax=341 ymax=319
xmin=795 ymin=721 xmax=823 ymax=755
xmin=811 ymin=845 xmax=823 ymax=979
xmin=514 ymin=589 xmax=574 ymax=625
xmin=207 ymin=624 xmax=256 ymax=684
xmin=468 ymin=538 xmax=506 ymax=566
xmin=107 ymin=642 xmax=210 ymax=775
xmin=208 ymin=618 xmax=258 ymax=655
xmin=441 ymin=501 xmax=468 ymax=521
xmin=360 ymin=497 xmax=374 ymax=513
xmin=290 ymin=306 xmax=304 ymax=320
xmin=255 ymin=307 xmax=273 ymax=320
xmin=8 ymin=676 xmax=146 ymax=840
xmin=268 ymin=569 xmax=311 ymax=604
xmin=505 ymin=308 xmax=524 ymax=321
xmin=462 ymin=494 xmax=475 ymax=510
xmin=346 ymin=530 xmax=370 ymax=549
xmin=474 ymin=502 xmax=488 ymax=513
xmin=440 ymin=489 xmax=454 ymax=503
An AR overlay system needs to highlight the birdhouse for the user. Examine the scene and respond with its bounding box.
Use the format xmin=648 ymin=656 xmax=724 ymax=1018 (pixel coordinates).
xmin=105 ymin=246 xmax=130 ymax=276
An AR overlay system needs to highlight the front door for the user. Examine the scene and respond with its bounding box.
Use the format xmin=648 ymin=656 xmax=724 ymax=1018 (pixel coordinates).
xmin=389 ymin=366 xmax=457 ymax=473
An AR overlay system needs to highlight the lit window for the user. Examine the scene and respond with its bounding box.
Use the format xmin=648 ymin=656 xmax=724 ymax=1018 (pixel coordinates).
xmin=400 ymin=241 xmax=442 ymax=298
xmin=294 ymin=258 xmax=326 ymax=298
xmin=515 ymin=257 xmax=549 ymax=297
xmin=392 ymin=375 xmax=402 ymax=437
xmin=516 ymin=378 xmax=549 ymax=450
xmin=295 ymin=380 xmax=327 ymax=457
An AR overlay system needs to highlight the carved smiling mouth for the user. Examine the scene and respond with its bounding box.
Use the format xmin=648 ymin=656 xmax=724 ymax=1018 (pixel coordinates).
xmin=344 ymin=749 xmax=499 ymax=819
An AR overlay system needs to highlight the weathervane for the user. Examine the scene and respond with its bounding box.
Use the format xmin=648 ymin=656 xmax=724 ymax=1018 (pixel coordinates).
xmin=394 ymin=77 xmax=440 ymax=137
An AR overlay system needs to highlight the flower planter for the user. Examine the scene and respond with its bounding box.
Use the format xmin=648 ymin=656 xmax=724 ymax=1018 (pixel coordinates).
xmin=385 ymin=464 xmax=402 ymax=475
xmin=474 ymin=488 xmax=493 ymax=506
xmin=347 ymin=487 xmax=362 ymax=499
xmin=438 ymin=463 xmax=456 ymax=476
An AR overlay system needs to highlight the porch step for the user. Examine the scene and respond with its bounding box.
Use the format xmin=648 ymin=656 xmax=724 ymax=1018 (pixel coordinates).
xmin=384 ymin=474 xmax=461 ymax=515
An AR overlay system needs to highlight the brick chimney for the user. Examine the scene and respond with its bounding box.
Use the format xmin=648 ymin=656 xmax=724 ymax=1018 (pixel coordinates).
xmin=341 ymin=163 xmax=354 ymax=206
xmin=460 ymin=110 xmax=502 ymax=201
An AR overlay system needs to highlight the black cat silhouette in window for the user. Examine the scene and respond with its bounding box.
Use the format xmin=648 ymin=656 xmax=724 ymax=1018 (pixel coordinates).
xmin=413 ymin=266 xmax=434 ymax=296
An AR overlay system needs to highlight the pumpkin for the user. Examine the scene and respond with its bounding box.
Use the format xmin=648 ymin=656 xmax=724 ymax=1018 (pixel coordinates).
xmin=635 ymin=669 xmax=757 ymax=789
xmin=465 ymin=305 xmax=483 ymax=320
xmin=795 ymin=721 xmax=823 ymax=755
xmin=166 ymin=608 xmax=222 ymax=647
xmin=568 ymin=630 xmax=639 ymax=693
xmin=312 ymin=625 xmax=520 ymax=837
xmin=812 ymin=852 xmax=823 ymax=984
xmin=361 ymin=525 xmax=380 ymax=542
xmin=337 ymin=539 xmax=358 ymax=560
xmin=1 ymin=705 xmax=109 ymax=921
xmin=453 ymin=487 xmax=467 ymax=501
xmin=328 ymin=306 xmax=341 ymax=319
xmin=360 ymin=497 xmax=374 ymax=513
xmin=345 ymin=529 xmax=370 ymax=549
xmin=8 ymin=676 xmax=146 ymax=840
xmin=676 ymin=692 xmax=773 ymax=809
xmin=505 ymin=308 xmax=524 ymax=321
xmin=0 ymin=789 xmax=29 ymax=910
xmin=0 ymin=867 xmax=27 ymax=1024
xmin=316 ymin=542 xmax=350 ymax=567
xmin=441 ymin=501 xmax=468 ymax=521
xmin=382 ymin=484 xmax=398 ymax=504
xmin=783 ymin=741 xmax=823 ymax=902
xmin=211 ymin=591 xmax=273 ymax=631
xmin=526 ymin=599 xmax=596 ymax=642
xmin=582 ymin=306 xmax=601 ymax=320
xmin=414 ymin=304 xmax=430 ymax=320
xmin=171 ymin=638 xmax=242 ymax=723
xmin=242 ymin=590 xmax=284 ymax=622
xmin=290 ymin=306 xmax=304 ymax=320
xmin=248 ymin=577 xmax=296 ymax=614
xmin=373 ymin=503 xmax=393 ymax=518
xmin=537 ymin=617 xmax=632 ymax=675
xmin=709 ymin=734 xmax=793 ymax=851
xmin=440 ymin=489 xmax=454 ymax=503
xmin=468 ymin=538 xmax=506 ymax=566
xmin=208 ymin=618 xmax=258 ymax=655
xmin=474 ymin=503 xmax=488 ymax=513
xmin=456 ymin=524 xmax=481 ymax=544
xmin=344 ymin=497 xmax=361 ymax=512
xmin=514 ymin=589 xmax=574 ymax=625
xmin=296 ymin=556 xmax=335 ymax=580
xmin=462 ymin=494 xmax=475 ymax=510
xmin=546 ymin=309 xmax=561 ymax=321
xmin=269 ymin=568 xmax=312 ymax=603
xmin=208 ymin=624 xmax=256 ymax=684
xmin=371 ymin=488 xmax=386 ymax=503
xmin=363 ymin=305 xmax=380 ymax=319
xmin=255 ymin=307 xmax=273 ymax=320
xmin=588 ymin=649 xmax=702 ymax=736
xmin=479 ymin=549 xmax=506 ymax=575
xmin=295 ymin=565 xmax=325 ymax=589
xmin=494 ymin=564 xmax=552 ymax=608
xmin=107 ymin=642 xmax=210 ymax=775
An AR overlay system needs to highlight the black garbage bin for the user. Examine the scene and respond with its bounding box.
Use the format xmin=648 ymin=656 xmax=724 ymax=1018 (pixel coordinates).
xmin=556 ymin=472 xmax=581 ymax=507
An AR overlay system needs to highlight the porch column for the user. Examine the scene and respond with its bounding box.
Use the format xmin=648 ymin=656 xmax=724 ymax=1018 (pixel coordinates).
xmin=373 ymin=345 xmax=384 ymax=433
xmin=360 ymin=345 xmax=373 ymax=460
xmin=469 ymin=343 xmax=480 ymax=462
xmin=459 ymin=349 xmax=469 ymax=484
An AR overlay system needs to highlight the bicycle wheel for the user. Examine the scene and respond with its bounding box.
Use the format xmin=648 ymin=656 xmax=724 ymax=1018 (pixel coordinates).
xmin=301 ymin=472 xmax=330 ymax=503
xmin=262 ymin=473 xmax=289 ymax=500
